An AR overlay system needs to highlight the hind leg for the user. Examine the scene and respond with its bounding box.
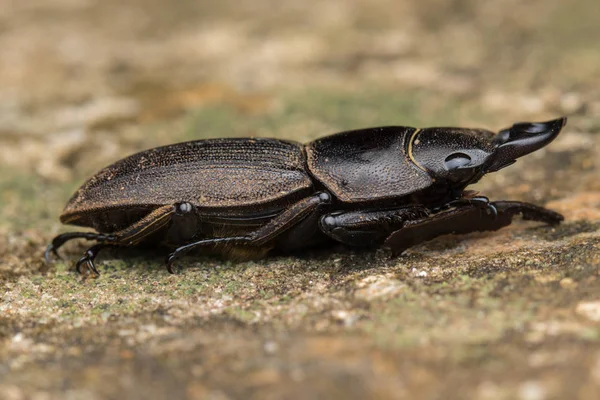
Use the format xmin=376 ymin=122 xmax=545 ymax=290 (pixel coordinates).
xmin=46 ymin=204 xmax=178 ymax=274
xmin=45 ymin=232 xmax=116 ymax=262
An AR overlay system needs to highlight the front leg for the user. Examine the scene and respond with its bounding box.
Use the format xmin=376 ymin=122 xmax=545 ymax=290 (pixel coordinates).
xmin=383 ymin=200 xmax=564 ymax=256
xmin=318 ymin=206 xmax=430 ymax=247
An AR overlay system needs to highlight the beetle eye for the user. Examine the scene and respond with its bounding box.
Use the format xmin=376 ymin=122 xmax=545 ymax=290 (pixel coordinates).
xmin=444 ymin=153 xmax=472 ymax=170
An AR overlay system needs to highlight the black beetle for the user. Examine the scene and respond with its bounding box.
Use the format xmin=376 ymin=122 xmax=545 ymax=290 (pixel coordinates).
xmin=46 ymin=117 xmax=566 ymax=274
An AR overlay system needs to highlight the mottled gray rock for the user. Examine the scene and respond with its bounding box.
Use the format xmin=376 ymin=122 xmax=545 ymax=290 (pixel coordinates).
xmin=1 ymin=0 xmax=599 ymax=399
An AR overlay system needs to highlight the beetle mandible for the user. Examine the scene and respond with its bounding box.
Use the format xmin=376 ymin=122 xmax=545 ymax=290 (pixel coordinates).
xmin=45 ymin=117 xmax=567 ymax=274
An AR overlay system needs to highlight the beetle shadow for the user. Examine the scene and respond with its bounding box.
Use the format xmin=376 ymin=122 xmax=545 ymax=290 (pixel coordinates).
xmin=54 ymin=223 xmax=578 ymax=277
xmin=273 ymin=243 xmax=400 ymax=275
xmin=393 ymin=220 xmax=583 ymax=257
xmin=82 ymin=246 xmax=169 ymax=274
xmin=64 ymin=242 xmax=392 ymax=276
xmin=522 ymin=220 xmax=600 ymax=241
xmin=53 ymin=239 xmax=445 ymax=277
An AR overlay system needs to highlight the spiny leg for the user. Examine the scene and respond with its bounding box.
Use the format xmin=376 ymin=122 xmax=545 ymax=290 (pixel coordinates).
xmin=73 ymin=201 xmax=177 ymax=274
xmin=318 ymin=206 xmax=430 ymax=248
xmin=166 ymin=236 xmax=246 ymax=274
xmin=45 ymin=232 xmax=116 ymax=262
xmin=81 ymin=204 xmax=178 ymax=275
xmin=47 ymin=204 xmax=178 ymax=274
xmin=166 ymin=192 xmax=332 ymax=273
xmin=383 ymin=200 xmax=563 ymax=256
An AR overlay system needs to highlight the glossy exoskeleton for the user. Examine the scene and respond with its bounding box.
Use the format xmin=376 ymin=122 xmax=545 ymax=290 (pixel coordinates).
xmin=46 ymin=118 xmax=567 ymax=274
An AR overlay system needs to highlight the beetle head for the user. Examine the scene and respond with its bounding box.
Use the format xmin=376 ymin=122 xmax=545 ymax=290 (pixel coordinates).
xmin=409 ymin=117 xmax=566 ymax=189
xmin=485 ymin=117 xmax=566 ymax=172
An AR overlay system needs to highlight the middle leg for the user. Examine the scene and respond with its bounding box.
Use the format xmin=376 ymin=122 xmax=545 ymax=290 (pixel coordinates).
xmin=165 ymin=192 xmax=332 ymax=273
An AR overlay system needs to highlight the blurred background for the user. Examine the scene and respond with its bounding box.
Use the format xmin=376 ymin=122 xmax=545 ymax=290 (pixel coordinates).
xmin=1 ymin=0 xmax=599 ymax=227
xmin=1 ymin=0 xmax=599 ymax=399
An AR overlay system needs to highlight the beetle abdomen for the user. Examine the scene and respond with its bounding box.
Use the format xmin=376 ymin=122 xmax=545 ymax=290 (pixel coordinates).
xmin=61 ymin=138 xmax=313 ymax=227
xmin=306 ymin=127 xmax=433 ymax=203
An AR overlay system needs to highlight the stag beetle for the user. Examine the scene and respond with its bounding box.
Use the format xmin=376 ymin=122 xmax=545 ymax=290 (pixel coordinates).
xmin=45 ymin=117 xmax=566 ymax=274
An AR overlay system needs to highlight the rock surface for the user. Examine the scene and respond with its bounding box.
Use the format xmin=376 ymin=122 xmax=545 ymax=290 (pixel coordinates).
xmin=1 ymin=0 xmax=599 ymax=399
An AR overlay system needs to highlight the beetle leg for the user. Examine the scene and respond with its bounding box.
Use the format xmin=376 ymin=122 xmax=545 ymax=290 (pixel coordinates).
xmin=447 ymin=196 xmax=498 ymax=218
xmin=47 ymin=205 xmax=177 ymax=274
xmin=112 ymin=205 xmax=177 ymax=245
xmin=383 ymin=200 xmax=563 ymax=256
xmin=75 ymin=243 xmax=112 ymax=276
xmin=318 ymin=206 xmax=430 ymax=247
xmin=492 ymin=201 xmax=563 ymax=224
xmin=45 ymin=232 xmax=116 ymax=262
xmin=165 ymin=192 xmax=332 ymax=273
xmin=74 ymin=204 xmax=177 ymax=275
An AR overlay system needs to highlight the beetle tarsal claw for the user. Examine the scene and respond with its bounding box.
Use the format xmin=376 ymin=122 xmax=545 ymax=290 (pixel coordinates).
xmin=44 ymin=245 xmax=60 ymax=263
xmin=75 ymin=255 xmax=99 ymax=276
xmin=73 ymin=244 xmax=108 ymax=276
xmin=487 ymin=203 xmax=498 ymax=219
xmin=165 ymin=254 xmax=180 ymax=274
